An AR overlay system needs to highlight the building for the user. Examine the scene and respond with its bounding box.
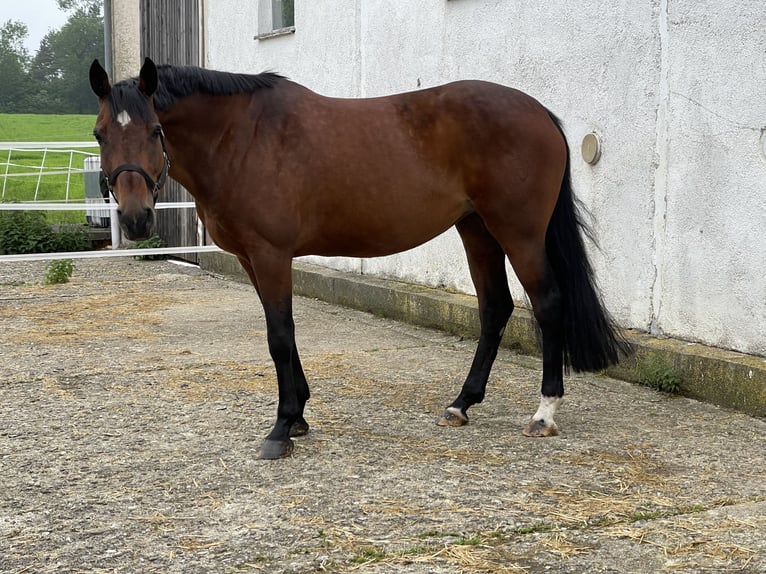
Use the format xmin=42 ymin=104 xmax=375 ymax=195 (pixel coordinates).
xmin=114 ymin=0 xmax=766 ymax=357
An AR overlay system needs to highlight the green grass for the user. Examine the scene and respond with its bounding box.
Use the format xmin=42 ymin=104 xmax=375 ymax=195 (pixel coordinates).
xmin=350 ymin=548 xmax=386 ymax=564
xmin=1 ymin=113 xmax=99 ymax=224
xmin=0 ymin=114 xmax=97 ymax=141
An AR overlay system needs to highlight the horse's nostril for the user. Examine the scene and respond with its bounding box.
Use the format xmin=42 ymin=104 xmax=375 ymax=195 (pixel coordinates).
xmin=116 ymin=209 xmax=123 ymax=217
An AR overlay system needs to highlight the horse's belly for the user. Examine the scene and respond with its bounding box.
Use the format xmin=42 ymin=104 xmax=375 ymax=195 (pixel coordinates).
xmin=297 ymin=192 xmax=471 ymax=258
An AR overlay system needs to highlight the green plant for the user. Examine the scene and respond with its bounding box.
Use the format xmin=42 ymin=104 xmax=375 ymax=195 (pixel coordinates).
xmin=0 ymin=210 xmax=55 ymax=254
xmin=351 ymin=548 xmax=385 ymax=564
xmin=128 ymin=235 xmax=167 ymax=260
xmin=51 ymin=224 xmax=91 ymax=252
xmin=636 ymin=353 xmax=682 ymax=393
xmin=454 ymin=535 xmax=482 ymax=546
xmin=44 ymin=259 xmax=74 ymax=284
xmin=0 ymin=210 xmax=91 ymax=254
xmin=510 ymin=523 xmax=557 ymax=535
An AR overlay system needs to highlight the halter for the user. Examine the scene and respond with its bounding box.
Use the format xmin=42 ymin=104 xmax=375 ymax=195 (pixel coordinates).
xmin=101 ymin=128 xmax=171 ymax=203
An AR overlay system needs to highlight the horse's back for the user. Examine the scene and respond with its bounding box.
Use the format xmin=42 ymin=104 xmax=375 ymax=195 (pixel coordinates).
xmin=243 ymin=79 xmax=566 ymax=257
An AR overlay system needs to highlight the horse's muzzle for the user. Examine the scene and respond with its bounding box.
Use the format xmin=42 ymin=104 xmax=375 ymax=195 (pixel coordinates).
xmin=118 ymin=207 xmax=155 ymax=240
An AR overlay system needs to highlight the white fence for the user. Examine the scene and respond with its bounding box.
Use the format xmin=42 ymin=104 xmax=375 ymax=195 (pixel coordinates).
xmin=0 ymin=142 xmax=217 ymax=262
xmin=0 ymin=142 xmax=98 ymax=202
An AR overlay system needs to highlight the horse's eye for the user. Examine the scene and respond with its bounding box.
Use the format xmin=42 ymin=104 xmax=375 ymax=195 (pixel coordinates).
xmin=152 ymin=125 xmax=163 ymax=138
xmin=93 ymin=130 xmax=104 ymax=144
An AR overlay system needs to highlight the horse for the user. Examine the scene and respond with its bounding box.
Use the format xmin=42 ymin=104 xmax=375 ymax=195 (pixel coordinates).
xmin=89 ymin=57 xmax=629 ymax=460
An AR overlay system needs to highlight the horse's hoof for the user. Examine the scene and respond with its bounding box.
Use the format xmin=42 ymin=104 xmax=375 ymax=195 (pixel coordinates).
xmin=437 ymin=406 xmax=469 ymax=427
xmin=257 ymin=439 xmax=294 ymax=460
xmin=290 ymin=418 xmax=310 ymax=437
xmin=522 ymin=418 xmax=559 ymax=437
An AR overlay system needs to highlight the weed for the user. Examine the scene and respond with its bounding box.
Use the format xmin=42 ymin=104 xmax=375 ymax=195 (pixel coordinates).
xmin=455 ymin=535 xmax=482 ymax=546
xmin=636 ymin=352 xmax=682 ymax=393
xmin=351 ymin=547 xmax=385 ymax=564
xmin=403 ymin=544 xmax=432 ymax=555
xmin=44 ymin=259 xmax=74 ymax=284
xmin=680 ymin=504 xmax=707 ymax=514
xmin=625 ymin=510 xmax=664 ymax=522
xmin=417 ymin=530 xmax=461 ymax=539
xmin=510 ymin=523 xmax=557 ymax=535
xmin=129 ymin=235 xmax=167 ymax=260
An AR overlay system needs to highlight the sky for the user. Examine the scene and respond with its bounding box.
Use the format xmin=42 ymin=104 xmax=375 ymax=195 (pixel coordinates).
xmin=1 ymin=0 xmax=71 ymax=55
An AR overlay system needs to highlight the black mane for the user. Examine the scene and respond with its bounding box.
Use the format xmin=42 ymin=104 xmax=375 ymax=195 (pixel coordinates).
xmin=107 ymin=65 xmax=284 ymax=120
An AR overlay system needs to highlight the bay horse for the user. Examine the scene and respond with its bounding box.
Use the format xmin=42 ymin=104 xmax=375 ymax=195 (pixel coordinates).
xmin=89 ymin=58 xmax=629 ymax=460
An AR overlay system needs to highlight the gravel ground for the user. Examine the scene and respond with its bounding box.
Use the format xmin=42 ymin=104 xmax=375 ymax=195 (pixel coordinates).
xmin=1 ymin=258 xmax=765 ymax=573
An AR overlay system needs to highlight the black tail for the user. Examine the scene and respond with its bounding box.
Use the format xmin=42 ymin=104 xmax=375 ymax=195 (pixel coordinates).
xmin=545 ymin=112 xmax=631 ymax=372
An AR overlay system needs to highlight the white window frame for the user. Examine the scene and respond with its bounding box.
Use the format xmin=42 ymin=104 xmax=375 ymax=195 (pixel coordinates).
xmin=255 ymin=0 xmax=295 ymax=40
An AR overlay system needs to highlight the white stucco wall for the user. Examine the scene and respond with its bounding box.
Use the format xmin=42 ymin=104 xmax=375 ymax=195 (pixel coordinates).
xmin=657 ymin=0 xmax=766 ymax=354
xmin=203 ymin=0 xmax=766 ymax=357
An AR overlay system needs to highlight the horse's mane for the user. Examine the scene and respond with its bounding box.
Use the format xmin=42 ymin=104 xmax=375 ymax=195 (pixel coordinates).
xmin=107 ymin=65 xmax=284 ymax=119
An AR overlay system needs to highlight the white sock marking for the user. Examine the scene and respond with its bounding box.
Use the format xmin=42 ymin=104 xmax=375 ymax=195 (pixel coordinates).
xmin=445 ymin=406 xmax=467 ymax=420
xmin=532 ymin=396 xmax=562 ymax=424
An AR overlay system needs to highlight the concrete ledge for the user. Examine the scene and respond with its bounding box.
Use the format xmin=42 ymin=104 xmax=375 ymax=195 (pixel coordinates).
xmin=199 ymin=251 xmax=766 ymax=418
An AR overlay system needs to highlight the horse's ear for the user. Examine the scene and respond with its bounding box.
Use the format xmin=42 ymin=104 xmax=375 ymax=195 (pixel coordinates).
xmin=89 ymin=59 xmax=111 ymax=99
xmin=138 ymin=57 xmax=158 ymax=98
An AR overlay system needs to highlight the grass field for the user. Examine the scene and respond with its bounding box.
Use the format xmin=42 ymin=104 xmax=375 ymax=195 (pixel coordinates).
xmin=0 ymin=114 xmax=97 ymax=141
xmin=1 ymin=114 xmax=99 ymax=224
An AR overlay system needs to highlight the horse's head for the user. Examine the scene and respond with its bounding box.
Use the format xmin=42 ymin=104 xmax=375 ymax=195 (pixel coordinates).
xmin=89 ymin=58 xmax=169 ymax=240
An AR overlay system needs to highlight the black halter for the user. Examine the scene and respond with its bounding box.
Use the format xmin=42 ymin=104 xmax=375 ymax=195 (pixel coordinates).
xmin=101 ymin=128 xmax=171 ymax=203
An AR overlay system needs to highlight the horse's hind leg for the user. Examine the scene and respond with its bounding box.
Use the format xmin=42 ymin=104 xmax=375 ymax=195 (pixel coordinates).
xmin=438 ymin=214 xmax=514 ymax=426
xmin=502 ymin=238 xmax=565 ymax=437
xmin=465 ymin=187 xmax=565 ymax=436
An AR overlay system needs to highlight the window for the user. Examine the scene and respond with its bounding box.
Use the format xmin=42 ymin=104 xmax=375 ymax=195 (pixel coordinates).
xmin=256 ymin=0 xmax=295 ymax=40
xmin=272 ymin=0 xmax=294 ymax=29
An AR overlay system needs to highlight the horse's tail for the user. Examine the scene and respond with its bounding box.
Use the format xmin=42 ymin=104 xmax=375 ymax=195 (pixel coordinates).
xmin=545 ymin=111 xmax=631 ymax=372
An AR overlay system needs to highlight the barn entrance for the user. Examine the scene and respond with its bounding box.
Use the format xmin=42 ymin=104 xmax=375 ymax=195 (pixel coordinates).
xmin=140 ymin=0 xmax=203 ymax=263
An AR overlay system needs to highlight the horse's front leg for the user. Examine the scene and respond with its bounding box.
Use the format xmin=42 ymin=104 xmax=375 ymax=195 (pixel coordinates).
xmin=238 ymin=255 xmax=310 ymax=454
xmin=244 ymin=252 xmax=307 ymax=460
xmin=259 ymin=298 xmax=303 ymax=459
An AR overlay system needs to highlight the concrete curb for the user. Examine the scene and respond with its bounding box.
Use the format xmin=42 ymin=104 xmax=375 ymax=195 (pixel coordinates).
xmin=199 ymin=252 xmax=766 ymax=418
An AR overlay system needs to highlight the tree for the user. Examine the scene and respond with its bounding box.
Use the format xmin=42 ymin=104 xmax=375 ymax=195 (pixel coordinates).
xmin=0 ymin=20 xmax=33 ymax=112
xmin=0 ymin=2 xmax=104 ymax=114
xmin=24 ymin=1 xmax=104 ymax=114
xmin=30 ymin=7 xmax=104 ymax=113
xmin=57 ymin=0 xmax=102 ymax=13
xmin=28 ymin=36 xmax=67 ymax=113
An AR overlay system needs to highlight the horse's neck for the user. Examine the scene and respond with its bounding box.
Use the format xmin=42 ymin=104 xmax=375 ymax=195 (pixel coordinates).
xmin=157 ymin=89 xmax=279 ymax=206
xmin=157 ymin=99 xmax=234 ymax=202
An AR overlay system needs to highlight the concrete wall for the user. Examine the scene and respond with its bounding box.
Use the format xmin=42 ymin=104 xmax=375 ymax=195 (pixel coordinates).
xmin=202 ymin=0 xmax=766 ymax=357
xmin=108 ymin=0 xmax=142 ymax=79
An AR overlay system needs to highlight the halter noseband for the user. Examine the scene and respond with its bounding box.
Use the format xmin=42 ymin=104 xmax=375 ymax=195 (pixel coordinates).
xmin=101 ymin=128 xmax=171 ymax=203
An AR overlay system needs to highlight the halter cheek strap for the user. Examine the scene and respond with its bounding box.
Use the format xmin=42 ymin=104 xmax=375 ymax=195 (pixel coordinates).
xmin=101 ymin=129 xmax=171 ymax=203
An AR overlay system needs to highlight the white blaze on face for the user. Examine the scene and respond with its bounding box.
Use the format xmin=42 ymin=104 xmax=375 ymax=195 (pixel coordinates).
xmin=116 ymin=110 xmax=132 ymax=128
